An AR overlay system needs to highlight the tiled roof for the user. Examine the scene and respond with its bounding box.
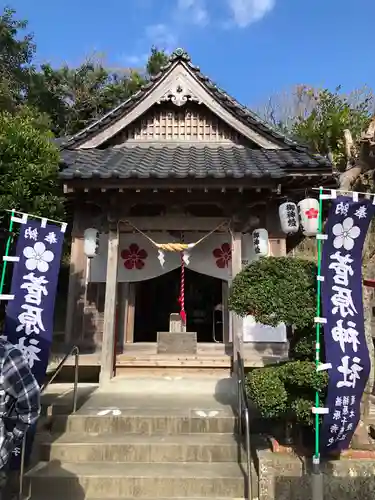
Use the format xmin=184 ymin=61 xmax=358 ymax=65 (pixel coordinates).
xmin=61 ymin=49 xmax=306 ymax=150
xmin=59 ymin=145 xmax=332 ymax=180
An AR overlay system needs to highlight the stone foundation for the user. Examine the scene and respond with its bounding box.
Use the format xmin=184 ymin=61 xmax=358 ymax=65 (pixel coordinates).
xmin=157 ymin=331 xmax=197 ymax=354
xmin=258 ymin=448 xmax=375 ymax=500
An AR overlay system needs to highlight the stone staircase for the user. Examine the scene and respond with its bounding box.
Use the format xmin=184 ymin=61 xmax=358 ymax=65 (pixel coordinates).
xmin=23 ymin=383 xmax=253 ymax=499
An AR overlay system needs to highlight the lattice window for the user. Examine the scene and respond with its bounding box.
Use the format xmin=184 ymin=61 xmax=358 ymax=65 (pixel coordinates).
xmin=112 ymin=103 xmax=244 ymax=143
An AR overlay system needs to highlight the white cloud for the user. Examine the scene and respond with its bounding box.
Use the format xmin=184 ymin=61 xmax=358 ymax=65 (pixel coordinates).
xmin=227 ymin=0 xmax=275 ymax=27
xmin=176 ymin=0 xmax=209 ymax=26
xmin=124 ymin=22 xmax=178 ymax=65
xmin=123 ymin=54 xmax=149 ymax=66
xmin=145 ymin=23 xmax=178 ymax=51
xmin=126 ymin=0 xmax=282 ymax=66
xmin=132 ymin=0 xmax=208 ymax=60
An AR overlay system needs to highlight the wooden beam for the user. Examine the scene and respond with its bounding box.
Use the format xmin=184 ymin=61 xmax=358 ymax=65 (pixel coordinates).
xmin=62 ymin=177 xmax=281 ymax=192
xmin=119 ymin=216 xmax=228 ymax=231
xmin=99 ymin=226 xmax=119 ymax=385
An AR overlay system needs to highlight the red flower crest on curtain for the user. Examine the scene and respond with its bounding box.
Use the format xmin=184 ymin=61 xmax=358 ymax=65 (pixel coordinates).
xmin=213 ymin=243 xmax=232 ymax=268
xmin=121 ymin=243 xmax=148 ymax=270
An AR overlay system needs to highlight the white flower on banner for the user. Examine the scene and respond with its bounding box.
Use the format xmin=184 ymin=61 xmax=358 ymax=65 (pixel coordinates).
xmin=332 ymin=217 xmax=361 ymax=250
xmin=15 ymin=337 xmax=41 ymax=368
xmin=332 ymin=217 xmax=360 ymax=251
xmin=354 ymin=205 xmax=367 ymax=219
xmin=23 ymin=242 xmax=54 ymax=272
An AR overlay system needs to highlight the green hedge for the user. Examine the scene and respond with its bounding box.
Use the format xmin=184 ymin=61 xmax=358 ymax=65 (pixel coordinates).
xmin=246 ymin=361 xmax=328 ymax=426
xmin=230 ymin=256 xmax=327 ymax=427
xmin=229 ymin=257 xmax=316 ymax=329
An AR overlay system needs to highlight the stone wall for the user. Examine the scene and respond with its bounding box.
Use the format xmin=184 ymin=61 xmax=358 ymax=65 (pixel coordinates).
xmin=258 ymin=449 xmax=375 ymax=500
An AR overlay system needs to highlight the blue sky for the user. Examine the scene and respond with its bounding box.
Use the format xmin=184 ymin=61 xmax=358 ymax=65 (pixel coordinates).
xmin=6 ymin=0 xmax=375 ymax=109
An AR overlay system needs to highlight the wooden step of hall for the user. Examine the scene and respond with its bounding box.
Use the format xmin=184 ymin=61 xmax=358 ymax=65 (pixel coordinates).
xmin=54 ymin=341 xmax=288 ymax=371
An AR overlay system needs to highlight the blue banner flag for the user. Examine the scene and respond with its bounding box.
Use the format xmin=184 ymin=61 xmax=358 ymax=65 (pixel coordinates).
xmin=3 ymin=218 xmax=65 ymax=467
xmin=320 ymin=196 xmax=374 ymax=452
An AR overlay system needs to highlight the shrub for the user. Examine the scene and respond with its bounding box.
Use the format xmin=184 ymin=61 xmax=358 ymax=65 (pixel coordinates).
xmin=230 ymin=256 xmax=328 ymax=428
xmin=280 ymin=361 xmax=328 ymax=392
xmin=289 ymin=328 xmax=316 ymax=361
xmin=246 ymin=361 xmax=328 ymax=426
xmin=228 ymin=257 xmax=317 ymax=329
xmin=246 ymin=366 xmax=288 ymax=419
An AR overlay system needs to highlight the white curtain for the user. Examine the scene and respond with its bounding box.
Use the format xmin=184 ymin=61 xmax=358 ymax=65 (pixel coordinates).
xmin=88 ymin=231 xmax=257 ymax=283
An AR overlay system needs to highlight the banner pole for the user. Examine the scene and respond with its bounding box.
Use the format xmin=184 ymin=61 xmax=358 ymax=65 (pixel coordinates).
xmin=0 ymin=209 xmax=15 ymax=295
xmin=312 ymin=188 xmax=324 ymax=499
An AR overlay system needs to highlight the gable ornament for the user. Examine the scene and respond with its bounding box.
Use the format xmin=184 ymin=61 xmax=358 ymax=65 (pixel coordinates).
xmin=158 ymin=78 xmax=201 ymax=107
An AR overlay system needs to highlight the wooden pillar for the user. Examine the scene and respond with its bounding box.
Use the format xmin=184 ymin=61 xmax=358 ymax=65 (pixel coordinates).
xmin=230 ymin=232 xmax=243 ymax=367
xmin=269 ymin=238 xmax=286 ymax=256
xmin=222 ymin=281 xmax=229 ymax=344
xmin=125 ymin=283 xmax=136 ymax=343
xmin=65 ymin=214 xmax=87 ymax=345
xmin=119 ymin=282 xmax=129 ymax=350
xmin=99 ymin=226 xmax=119 ymax=385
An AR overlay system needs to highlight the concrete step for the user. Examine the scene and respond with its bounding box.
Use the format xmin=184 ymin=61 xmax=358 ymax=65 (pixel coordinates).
xmin=45 ymin=414 xmax=236 ymax=435
xmin=37 ymin=432 xmax=243 ymax=463
xmin=25 ymin=461 xmax=245 ymax=498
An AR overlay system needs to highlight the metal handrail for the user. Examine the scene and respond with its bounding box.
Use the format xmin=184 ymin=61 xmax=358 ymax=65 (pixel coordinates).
xmin=18 ymin=345 xmax=80 ymax=499
xmin=237 ymin=352 xmax=253 ymax=500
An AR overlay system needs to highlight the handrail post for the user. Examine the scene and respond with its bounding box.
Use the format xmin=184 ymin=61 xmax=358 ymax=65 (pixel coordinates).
xmin=73 ymin=347 xmax=79 ymax=413
xmin=237 ymin=351 xmax=254 ymax=500
xmin=18 ymin=433 xmax=26 ymax=500
xmin=238 ymin=377 xmax=243 ymax=435
xmin=245 ymin=410 xmax=253 ymax=500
